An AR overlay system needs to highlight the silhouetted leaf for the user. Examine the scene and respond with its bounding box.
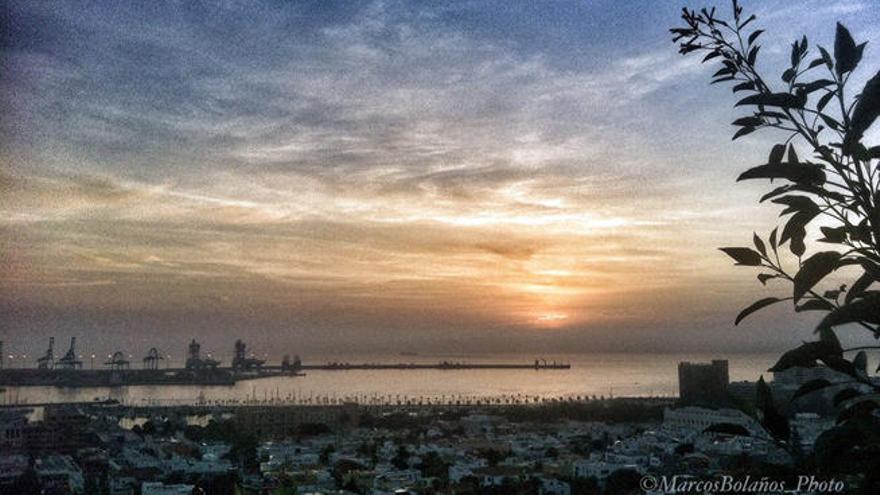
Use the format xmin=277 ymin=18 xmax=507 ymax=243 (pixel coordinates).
xmin=818 ymin=45 xmax=833 ymax=67
xmin=702 ymin=51 xmax=722 ymax=62
xmin=768 ymin=143 xmax=786 ymax=165
xmin=753 ymin=233 xmax=766 ymax=256
xmin=833 ymin=388 xmax=863 ymax=407
xmin=793 ymin=251 xmax=842 ymax=302
xmin=760 ymin=185 xmax=792 ymax=202
xmin=817 ymin=91 xmax=835 ymax=112
xmin=818 ymin=293 xmax=880 ymax=329
xmin=768 ymin=227 xmax=778 ymax=251
xmin=834 ymin=23 xmax=865 ymax=76
xmin=757 ymin=273 xmax=778 ymax=285
xmin=720 ymin=247 xmax=763 ymax=266
xmin=772 ymin=195 xmax=816 ymax=215
xmin=747 ymin=30 xmax=764 ymax=45
xmin=846 ymin=268 xmax=877 ymax=305
xmin=820 ymin=113 xmax=843 ymax=131
xmin=844 ymin=70 xmax=880 ymax=153
xmin=736 ymin=92 xmax=806 ymax=109
xmin=836 ymin=399 xmax=878 ymax=425
xmin=806 ymin=58 xmax=825 ymax=70
xmin=787 ymin=144 xmax=798 ymax=164
xmin=795 ymin=79 xmax=835 ymax=94
xmin=735 ymin=297 xmax=785 ymax=325
xmin=796 ymin=299 xmax=835 ymax=312
xmin=732 ymin=126 xmax=756 ymax=140
xmin=769 ymin=341 xmax=841 ymax=372
xmin=733 ymin=81 xmax=755 ymax=93
xmin=818 ymin=325 xmax=842 ymax=353
xmin=756 ymin=376 xmax=790 ymax=441
xmin=737 ymin=163 xmax=825 ymax=185
xmin=747 ymin=45 xmax=760 ymax=65
xmin=820 ymin=355 xmax=857 ymax=378
xmin=780 ymin=211 xmax=818 ymax=253
xmin=818 ymin=226 xmax=846 ymax=243
xmin=733 ymin=116 xmax=764 ymax=126
xmin=792 ymin=379 xmax=834 ymax=401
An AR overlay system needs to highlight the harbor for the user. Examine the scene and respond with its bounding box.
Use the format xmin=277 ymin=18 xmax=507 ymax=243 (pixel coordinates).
xmin=0 ymin=337 xmax=570 ymax=388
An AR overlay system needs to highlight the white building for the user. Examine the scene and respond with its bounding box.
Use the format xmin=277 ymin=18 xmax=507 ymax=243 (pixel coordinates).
xmin=663 ymin=407 xmax=762 ymax=436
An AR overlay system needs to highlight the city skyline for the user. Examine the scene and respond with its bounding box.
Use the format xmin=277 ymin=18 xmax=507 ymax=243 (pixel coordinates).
xmin=2 ymin=0 xmax=879 ymax=354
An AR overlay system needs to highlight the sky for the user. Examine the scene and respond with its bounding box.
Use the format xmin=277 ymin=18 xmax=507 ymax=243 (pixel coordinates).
xmin=1 ymin=0 xmax=878 ymax=359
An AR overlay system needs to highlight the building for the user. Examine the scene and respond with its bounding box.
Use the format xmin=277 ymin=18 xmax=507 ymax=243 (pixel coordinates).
xmin=232 ymin=403 xmax=360 ymax=439
xmin=663 ymin=406 xmax=762 ymax=436
xmin=35 ymin=455 xmax=85 ymax=494
xmin=678 ymin=360 xmax=729 ymax=406
xmin=140 ymin=482 xmax=195 ymax=495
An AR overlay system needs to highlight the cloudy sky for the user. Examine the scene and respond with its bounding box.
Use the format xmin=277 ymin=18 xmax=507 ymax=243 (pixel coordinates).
xmin=1 ymin=0 xmax=878 ymax=357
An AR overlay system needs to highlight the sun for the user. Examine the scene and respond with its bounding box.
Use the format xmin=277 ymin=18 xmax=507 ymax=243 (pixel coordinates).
xmin=534 ymin=312 xmax=569 ymax=327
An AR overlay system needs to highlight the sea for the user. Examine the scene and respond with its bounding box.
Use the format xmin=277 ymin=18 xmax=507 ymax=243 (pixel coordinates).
xmin=1 ymin=352 xmax=779 ymax=407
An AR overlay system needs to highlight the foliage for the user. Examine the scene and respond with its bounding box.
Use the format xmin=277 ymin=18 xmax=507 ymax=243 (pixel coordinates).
xmin=672 ymin=0 xmax=880 ymax=487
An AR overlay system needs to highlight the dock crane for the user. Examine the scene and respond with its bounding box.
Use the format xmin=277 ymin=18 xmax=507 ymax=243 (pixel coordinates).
xmin=105 ymin=351 xmax=130 ymax=370
xmin=37 ymin=337 xmax=55 ymax=369
xmin=55 ymin=337 xmax=83 ymax=370
xmin=143 ymin=348 xmax=163 ymax=370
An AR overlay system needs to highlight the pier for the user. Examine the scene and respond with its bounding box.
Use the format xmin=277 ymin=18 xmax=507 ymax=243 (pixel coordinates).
xmin=0 ymin=337 xmax=570 ymax=388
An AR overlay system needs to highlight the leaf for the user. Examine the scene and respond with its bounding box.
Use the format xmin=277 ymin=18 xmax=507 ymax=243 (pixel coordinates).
xmin=756 ymin=376 xmax=790 ymax=442
xmin=817 ymin=91 xmax=835 ymax=112
xmin=772 ymin=195 xmax=816 ymax=216
xmin=732 ymin=126 xmax=756 ymax=140
xmin=753 ymin=233 xmax=766 ymax=256
xmin=821 ymin=354 xmax=857 ymax=378
xmin=818 ymin=226 xmax=846 ymax=243
xmin=780 ymin=211 xmax=817 ymax=247
xmin=793 ymin=251 xmax=842 ymax=302
xmin=733 ymin=116 xmax=764 ymax=127
xmin=845 ymin=269 xmax=876 ymax=305
xmin=735 ymin=297 xmax=784 ymax=325
xmin=818 ymin=293 xmax=880 ymax=329
xmin=844 ymin=70 xmax=880 ymax=153
xmin=782 ymin=68 xmax=796 ymax=83
xmin=787 ymin=144 xmax=798 ymax=164
xmin=818 ymin=45 xmax=833 ymax=70
xmin=834 ymin=23 xmax=865 ymax=76
xmin=818 ymin=325 xmax=842 ymax=353
xmin=807 ymin=58 xmax=825 ymax=70
xmin=704 ymin=423 xmax=751 ymax=436
xmin=747 ymin=45 xmax=760 ymax=65
xmin=790 ymin=232 xmax=806 ymax=257
xmin=792 ymin=379 xmax=834 ymax=401
xmin=737 ymin=163 xmax=825 ymax=185
xmin=732 ymin=81 xmax=755 ymax=93
xmin=747 ymin=30 xmax=764 ymax=45
xmin=757 ymin=273 xmax=777 ymax=285
xmin=736 ymin=92 xmax=805 ymax=109
xmin=769 ymin=341 xmax=841 ymax=372
xmin=836 ymin=399 xmax=878 ymax=425
xmin=769 ymin=227 xmax=778 ymax=251
xmin=760 ymin=185 xmax=792 ymax=202
xmin=719 ymin=247 xmax=763 ymax=266
xmin=702 ymin=51 xmax=722 ymax=63
xmin=795 ymin=79 xmax=835 ymax=94
xmin=768 ymin=143 xmax=786 ymax=165
xmin=796 ymin=299 xmax=836 ymax=312
xmin=820 ymin=113 xmax=843 ymax=131
xmin=833 ymin=388 xmax=863 ymax=407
